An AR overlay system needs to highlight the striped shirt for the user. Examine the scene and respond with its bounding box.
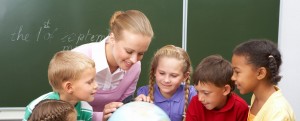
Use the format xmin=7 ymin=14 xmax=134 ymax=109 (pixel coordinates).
xmin=23 ymin=92 xmax=93 ymax=121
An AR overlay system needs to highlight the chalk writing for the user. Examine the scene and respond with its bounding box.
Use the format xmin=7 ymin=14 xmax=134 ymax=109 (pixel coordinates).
xmin=9 ymin=19 xmax=105 ymax=50
xmin=10 ymin=25 xmax=30 ymax=42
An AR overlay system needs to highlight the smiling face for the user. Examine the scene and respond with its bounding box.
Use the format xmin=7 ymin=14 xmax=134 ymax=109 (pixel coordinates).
xmin=231 ymin=55 xmax=259 ymax=94
xmin=109 ymin=30 xmax=151 ymax=71
xmin=155 ymin=57 xmax=188 ymax=99
xmin=71 ymin=67 xmax=98 ymax=102
xmin=195 ymin=82 xmax=228 ymax=110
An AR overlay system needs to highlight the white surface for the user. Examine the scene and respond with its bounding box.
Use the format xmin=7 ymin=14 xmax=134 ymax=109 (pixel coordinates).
xmin=278 ymin=0 xmax=300 ymax=119
xmin=0 ymin=108 xmax=24 ymax=120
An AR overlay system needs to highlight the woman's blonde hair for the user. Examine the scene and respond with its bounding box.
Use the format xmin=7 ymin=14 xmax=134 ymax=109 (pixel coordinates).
xmin=148 ymin=45 xmax=192 ymax=121
xmin=48 ymin=51 xmax=95 ymax=91
xmin=109 ymin=10 xmax=154 ymax=40
xmin=28 ymin=99 xmax=76 ymax=121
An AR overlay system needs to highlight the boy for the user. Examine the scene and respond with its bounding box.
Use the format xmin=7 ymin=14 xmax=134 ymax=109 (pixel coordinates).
xmin=186 ymin=55 xmax=248 ymax=121
xmin=23 ymin=51 xmax=98 ymax=121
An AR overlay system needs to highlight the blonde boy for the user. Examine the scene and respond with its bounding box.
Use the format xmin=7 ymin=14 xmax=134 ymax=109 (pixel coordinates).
xmin=23 ymin=51 xmax=98 ymax=121
xmin=186 ymin=55 xmax=249 ymax=121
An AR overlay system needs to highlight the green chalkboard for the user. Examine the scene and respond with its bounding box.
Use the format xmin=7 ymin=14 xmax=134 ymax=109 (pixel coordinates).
xmin=187 ymin=0 xmax=280 ymax=104
xmin=0 ymin=0 xmax=183 ymax=107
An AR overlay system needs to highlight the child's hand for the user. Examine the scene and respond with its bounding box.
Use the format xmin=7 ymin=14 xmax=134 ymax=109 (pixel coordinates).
xmin=135 ymin=94 xmax=153 ymax=103
xmin=102 ymin=102 xmax=123 ymax=121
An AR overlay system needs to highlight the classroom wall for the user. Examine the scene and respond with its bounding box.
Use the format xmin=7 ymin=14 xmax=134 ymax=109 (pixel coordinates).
xmin=278 ymin=0 xmax=300 ymax=119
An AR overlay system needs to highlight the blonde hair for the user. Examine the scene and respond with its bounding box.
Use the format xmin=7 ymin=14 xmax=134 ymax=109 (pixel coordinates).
xmin=109 ymin=10 xmax=154 ymax=40
xmin=148 ymin=45 xmax=192 ymax=121
xmin=28 ymin=99 xmax=76 ymax=121
xmin=48 ymin=51 xmax=95 ymax=91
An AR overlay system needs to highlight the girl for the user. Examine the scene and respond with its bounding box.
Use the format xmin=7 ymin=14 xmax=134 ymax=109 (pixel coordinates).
xmin=231 ymin=39 xmax=295 ymax=121
xmin=136 ymin=45 xmax=197 ymax=121
xmin=28 ymin=99 xmax=77 ymax=121
xmin=72 ymin=10 xmax=153 ymax=121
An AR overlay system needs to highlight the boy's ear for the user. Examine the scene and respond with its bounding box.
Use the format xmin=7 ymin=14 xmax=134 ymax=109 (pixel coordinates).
xmin=257 ymin=67 xmax=267 ymax=80
xmin=63 ymin=81 xmax=73 ymax=94
xmin=223 ymin=84 xmax=231 ymax=96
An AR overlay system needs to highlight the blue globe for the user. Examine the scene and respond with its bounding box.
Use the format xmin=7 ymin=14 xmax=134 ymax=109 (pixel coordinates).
xmin=108 ymin=101 xmax=170 ymax=121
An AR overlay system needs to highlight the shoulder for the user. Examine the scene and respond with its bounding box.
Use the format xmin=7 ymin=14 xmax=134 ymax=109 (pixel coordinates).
xmin=77 ymin=101 xmax=93 ymax=121
xmin=79 ymin=101 xmax=93 ymax=112
xmin=264 ymin=91 xmax=295 ymax=119
xmin=130 ymin=61 xmax=141 ymax=70
xmin=24 ymin=92 xmax=58 ymax=120
xmin=188 ymin=85 xmax=197 ymax=101
xmin=26 ymin=92 xmax=58 ymax=109
xmin=137 ymin=85 xmax=149 ymax=95
xmin=125 ymin=61 xmax=141 ymax=76
xmin=189 ymin=95 xmax=199 ymax=104
xmin=231 ymin=93 xmax=249 ymax=110
xmin=73 ymin=42 xmax=100 ymax=51
xmin=188 ymin=86 xmax=197 ymax=96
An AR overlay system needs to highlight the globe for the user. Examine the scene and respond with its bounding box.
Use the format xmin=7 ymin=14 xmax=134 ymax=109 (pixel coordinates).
xmin=108 ymin=101 xmax=171 ymax=121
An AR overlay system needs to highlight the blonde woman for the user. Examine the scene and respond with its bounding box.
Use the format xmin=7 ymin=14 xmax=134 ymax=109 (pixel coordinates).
xmin=73 ymin=10 xmax=154 ymax=121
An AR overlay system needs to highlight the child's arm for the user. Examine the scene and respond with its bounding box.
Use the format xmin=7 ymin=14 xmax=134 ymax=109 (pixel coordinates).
xmin=135 ymin=94 xmax=152 ymax=103
xmin=135 ymin=85 xmax=153 ymax=103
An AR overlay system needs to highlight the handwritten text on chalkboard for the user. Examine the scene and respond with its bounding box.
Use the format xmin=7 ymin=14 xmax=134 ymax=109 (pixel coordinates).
xmin=10 ymin=19 xmax=106 ymax=50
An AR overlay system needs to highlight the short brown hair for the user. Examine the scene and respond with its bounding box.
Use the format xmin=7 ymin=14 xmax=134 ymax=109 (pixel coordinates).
xmin=48 ymin=51 xmax=95 ymax=91
xmin=193 ymin=55 xmax=235 ymax=91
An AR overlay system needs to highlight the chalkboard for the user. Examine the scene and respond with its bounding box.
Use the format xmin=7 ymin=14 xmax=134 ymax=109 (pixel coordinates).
xmin=0 ymin=0 xmax=183 ymax=107
xmin=187 ymin=0 xmax=280 ymax=104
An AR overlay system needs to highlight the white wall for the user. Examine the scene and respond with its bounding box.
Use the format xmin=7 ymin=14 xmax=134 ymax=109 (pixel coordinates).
xmin=0 ymin=108 xmax=24 ymax=121
xmin=278 ymin=0 xmax=300 ymax=119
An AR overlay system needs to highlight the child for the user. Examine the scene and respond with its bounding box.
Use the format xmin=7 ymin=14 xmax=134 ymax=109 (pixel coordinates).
xmin=28 ymin=99 xmax=77 ymax=121
xmin=23 ymin=51 xmax=98 ymax=121
xmin=186 ymin=55 xmax=249 ymax=121
xmin=136 ymin=45 xmax=197 ymax=121
xmin=231 ymin=39 xmax=295 ymax=121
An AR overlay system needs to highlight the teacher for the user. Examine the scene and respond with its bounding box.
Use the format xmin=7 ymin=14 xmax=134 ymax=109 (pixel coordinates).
xmin=72 ymin=10 xmax=154 ymax=121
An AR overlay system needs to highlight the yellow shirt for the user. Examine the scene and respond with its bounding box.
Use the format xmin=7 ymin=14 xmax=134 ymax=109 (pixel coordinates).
xmin=247 ymin=112 xmax=255 ymax=121
xmin=249 ymin=86 xmax=295 ymax=121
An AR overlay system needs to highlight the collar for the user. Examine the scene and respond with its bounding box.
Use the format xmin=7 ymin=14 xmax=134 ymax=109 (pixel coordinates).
xmin=92 ymin=36 xmax=125 ymax=73
xmin=92 ymin=36 xmax=109 ymax=72
xmin=213 ymin=93 xmax=235 ymax=112
xmin=74 ymin=101 xmax=81 ymax=117
xmin=154 ymin=84 xmax=184 ymax=103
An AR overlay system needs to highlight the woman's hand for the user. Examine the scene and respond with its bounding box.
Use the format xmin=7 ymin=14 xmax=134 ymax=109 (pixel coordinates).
xmin=135 ymin=94 xmax=153 ymax=103
xmin=102 ymin=102 xmax=123 ymax=121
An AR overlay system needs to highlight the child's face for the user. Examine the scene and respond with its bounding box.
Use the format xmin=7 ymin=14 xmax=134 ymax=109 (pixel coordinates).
xmin=71 ymin=68 xmax=98 ymax=102
xmin=109 ymin=30 xmax=151 ymax=70
xmin=231 ymin=55 xmax=259 ymax=94
xmin=194 ymin=82 xmax=228 ymax=110
xmin=155 ymin=57 xmax=188 ymax=98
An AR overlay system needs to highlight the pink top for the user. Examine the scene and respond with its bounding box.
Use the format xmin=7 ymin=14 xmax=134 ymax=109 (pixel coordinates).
xmin=72 ymin=37 xmax=141 ymax=121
